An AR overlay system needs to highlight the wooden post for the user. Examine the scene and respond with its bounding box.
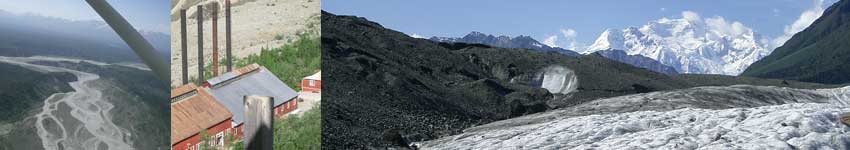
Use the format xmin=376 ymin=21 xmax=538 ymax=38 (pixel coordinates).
xmin=212 ymin=2 xmax=219 ymax=76
xmin=243 ymin=95 xmax=273 ymax=150
xmin=197 ymin=5 xmax=204 ymax=84
xmin=226 ymin=0 xmax=232 ymax=72
xmin=181 ymin=9 xmax=188 ymax=85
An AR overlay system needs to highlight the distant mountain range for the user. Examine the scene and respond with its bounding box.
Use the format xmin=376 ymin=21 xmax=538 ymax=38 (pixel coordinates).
xmin=584 ymin=13 xmax=771 ymax=75
xmin=0 ymin=10 xmax=170 ymax=63
xmin=743 ymin=0 xmax=850 ymax=84
xmin=428 ymin=32 xmax=678 ymax=75
xmin=429 ymin=32 xmax=580 ymax=56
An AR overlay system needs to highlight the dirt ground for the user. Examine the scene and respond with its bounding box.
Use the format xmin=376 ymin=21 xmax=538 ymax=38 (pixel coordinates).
xmin=292 ymin=91 xmax=320 ymax=117
xmin=169 ymin=0 xmax=320 ymax=87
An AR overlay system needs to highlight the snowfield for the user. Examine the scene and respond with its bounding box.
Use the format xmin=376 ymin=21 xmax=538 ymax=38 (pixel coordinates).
xmin=583 ymin=11 xmax=771 ymax=75
xmin=416 ymin=85 xmax=850 ymax=150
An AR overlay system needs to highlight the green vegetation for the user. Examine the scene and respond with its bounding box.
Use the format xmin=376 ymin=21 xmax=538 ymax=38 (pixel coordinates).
xmin=274 ymin=105 xmax=321 ymax=150
xmin=236 ymin=33 xmax=320 ymax=91
xmin=187 ymin=32 xmax=320 ymax=92
xmin=0 ymin=62 xmax=75 ymax=123
xmin=742 ymin=0 xmax=850 ymax=84
xmin=184 ymin=13 xmax=321 ymax=91
xmin=274 ymin=34 xmax=285 ymax=41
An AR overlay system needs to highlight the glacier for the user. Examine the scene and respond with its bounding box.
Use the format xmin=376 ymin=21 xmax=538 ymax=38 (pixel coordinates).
xmin=584 ymin=12 xmax=771 ymax=75
xmin=415 ymin=85 xmax=850 ymax=150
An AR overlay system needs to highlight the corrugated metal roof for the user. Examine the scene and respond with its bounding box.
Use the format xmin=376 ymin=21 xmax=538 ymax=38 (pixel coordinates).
xmin=206 ymin=64 xmax=298 ymax=125
xmin=170 ymin=85 xmax=232 ymax=145
xmin=205 ymin=64 xmax=259 ymax=86
xmin=304 ymin=71 xmax=321 ymax=80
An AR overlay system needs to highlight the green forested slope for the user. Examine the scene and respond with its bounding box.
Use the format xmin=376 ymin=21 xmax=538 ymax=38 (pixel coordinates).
xmin=742 ymin=0 xmax=850 ymax=84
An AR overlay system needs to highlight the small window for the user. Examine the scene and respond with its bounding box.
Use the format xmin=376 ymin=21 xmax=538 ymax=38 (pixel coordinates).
xmin=309 ymin=80 xmax=315 ymax=86
xmin=216 ymin=132 xmax=225 ymax=146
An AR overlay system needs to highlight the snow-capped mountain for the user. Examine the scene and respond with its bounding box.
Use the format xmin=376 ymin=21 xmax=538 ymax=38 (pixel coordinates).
xmin=584 ymin=12 xmax=771 ymax=75
xmin=429 ymin=31 xmax=580 ymax=56
xmin=593 ymin=49 xmax=679 ymax=75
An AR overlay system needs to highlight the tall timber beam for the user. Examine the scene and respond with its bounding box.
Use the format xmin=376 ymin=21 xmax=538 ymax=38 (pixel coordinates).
xmin=181 ymin=9 xmax=188 ymax=85
xmin=197 ymin=5 xmax=205 ymax=85
xmin=226 ymin=0 xmax=233 ymax=72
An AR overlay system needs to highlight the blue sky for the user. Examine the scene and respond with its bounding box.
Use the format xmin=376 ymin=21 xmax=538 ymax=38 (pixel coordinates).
xmin=0 ymin=0 xmax=170 ymax=34
xmin=324 ymin=0 xmax=837 ymax=50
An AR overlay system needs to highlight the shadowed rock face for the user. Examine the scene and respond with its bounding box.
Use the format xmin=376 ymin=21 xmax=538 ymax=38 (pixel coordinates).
xmin=322 ymin=12 xmax=555 ymax=149
xmin=593 ymin=49 xmax=679 ymax=75
xmin=320 ymin=11 xmax=840 ymax=149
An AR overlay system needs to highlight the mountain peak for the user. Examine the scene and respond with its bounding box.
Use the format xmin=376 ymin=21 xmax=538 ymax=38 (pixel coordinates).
xmin=585 ymin=14 xmax=770 ymax=75
xmin=428 ymin=31 xmax=579 ymax=56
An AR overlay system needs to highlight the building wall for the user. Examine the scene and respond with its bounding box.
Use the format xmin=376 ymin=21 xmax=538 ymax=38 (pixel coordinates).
xmin=172 ymin=118 xmax=233 ymax=150
xmin=301 ymin=79 xmax=321 ymax=93
xmin=273 ymin=98 xmax=298 ymax=118
xmin=233 ymin=124 xmax=244 ymax=139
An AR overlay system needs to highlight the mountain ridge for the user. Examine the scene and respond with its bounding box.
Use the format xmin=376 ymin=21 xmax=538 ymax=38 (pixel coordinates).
xmin=430 ymin=32 xmax=679 ymax=75
xmin=0 ymin=11 xmax=170 ymax=63
xmin=742 ymin=0 xmax=850 ymax=84
xmin=585 ymin=12 xmax=771 ymax=75
xmin=429 ymin=31 xmax=580 ymax=56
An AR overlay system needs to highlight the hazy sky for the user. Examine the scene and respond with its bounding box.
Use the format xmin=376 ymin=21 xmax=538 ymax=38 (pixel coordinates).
xmin=0 ymin=0 xmax=170 ymax=34
xmin=324 ymin=0 xmax=837 ymax=50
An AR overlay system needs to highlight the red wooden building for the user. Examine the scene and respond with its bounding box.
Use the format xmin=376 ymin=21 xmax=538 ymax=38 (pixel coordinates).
xmin=201 ymin=64 xmax=300 ymax=138
xmin=301 ymin=71 xmax=321 ymax=93
xmin=171 ymin=84 xmax=234 ymax=150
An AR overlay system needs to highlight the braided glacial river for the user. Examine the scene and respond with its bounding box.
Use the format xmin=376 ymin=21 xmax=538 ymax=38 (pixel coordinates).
xmin=0 ymin=56 xmax=133 ymax=150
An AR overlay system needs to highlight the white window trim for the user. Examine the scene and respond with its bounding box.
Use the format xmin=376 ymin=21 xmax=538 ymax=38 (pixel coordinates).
xmin=216 ymin=132 xmax=225 ymax=146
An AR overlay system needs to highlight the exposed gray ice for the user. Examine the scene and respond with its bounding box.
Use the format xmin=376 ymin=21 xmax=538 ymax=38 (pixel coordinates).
xmin=511 ymin=65 xmax=579 ymax=95
xmin=416 ymin=85 xmax=850 ymax=149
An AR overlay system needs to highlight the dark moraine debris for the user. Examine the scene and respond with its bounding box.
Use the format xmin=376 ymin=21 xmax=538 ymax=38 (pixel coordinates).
xmin=320 ymin=11 xmax=840 ymax=149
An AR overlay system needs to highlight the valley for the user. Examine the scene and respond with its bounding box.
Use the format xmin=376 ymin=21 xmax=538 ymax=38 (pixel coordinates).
xmin=321 ymin=6 xmax=850 ymax=148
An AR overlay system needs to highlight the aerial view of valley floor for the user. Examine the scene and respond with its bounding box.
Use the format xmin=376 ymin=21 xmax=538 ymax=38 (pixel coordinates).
xmin=322 ymin=0 xmax=850 ymax=149
xmin=0 ymin=2 xmax=170 ymax=149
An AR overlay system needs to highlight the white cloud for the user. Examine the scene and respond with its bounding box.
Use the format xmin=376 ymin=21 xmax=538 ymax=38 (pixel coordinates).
xmin=409 ymin=33 xmax=426 ymax=39
xmin=543 ymin=28 xmax=586 ymax=50
xmin=560 ymin=29 xmax=577 ymax=39
xmin=682 ymin=11 xmax=702 ymax=22
xmin=542 ymin=35 xmax=559 ymax=48
xmin=705 ymin=16 xmax=751 ymax=37
xmin=771 ymin=0 xmax=836 ymax=49
xmin=564 ymin=29 xmax=584 ymax=50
